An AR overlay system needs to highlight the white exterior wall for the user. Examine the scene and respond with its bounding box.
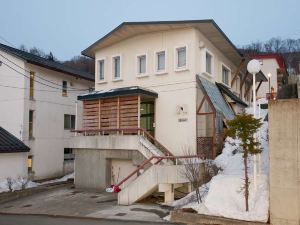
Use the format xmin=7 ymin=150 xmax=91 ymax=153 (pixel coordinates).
xmin=93 ymin=28 xmax=241 ymax=156
xmin=0 ymin=152 xmax=28 ymax=181
xmin=256 ymin=58 xmax=279 ymax=99
xmin=0 ymin=50 xmax=26 ymax=138
xmin=0 ymin=51 xmax=94 ymax=180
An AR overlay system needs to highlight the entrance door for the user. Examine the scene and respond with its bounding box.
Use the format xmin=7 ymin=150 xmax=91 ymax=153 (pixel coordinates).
xmin=140 ymin=102 xmax=155 ymax=136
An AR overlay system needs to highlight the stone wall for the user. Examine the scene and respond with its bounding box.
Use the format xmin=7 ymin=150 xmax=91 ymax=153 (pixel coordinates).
xmin=269 ymin=99 xmax=300 ymax=225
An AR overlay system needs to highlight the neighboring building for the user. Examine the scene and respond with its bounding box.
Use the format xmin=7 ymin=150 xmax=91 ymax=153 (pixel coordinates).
xmin=252 ymin=53 xmax=288 ymax=100
xmin=71 ymin=20 xmax=266 ymax=204
xmin=0 ymin=127 xmax=30 ymax=181
xmin=0 ymin=43 xmax=94 ymax=180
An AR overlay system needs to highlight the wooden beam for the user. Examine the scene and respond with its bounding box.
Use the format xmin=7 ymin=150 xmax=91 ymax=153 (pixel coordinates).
xmin=137 ymin=95 xmax=141 ymax=129
xmin=231 ymin=58 xmax=245 ymax=87
xmin=256 ymin=81 xmax=263 ymax=94
xmin=240 ymin=71 xmax=249 ymax=90
xmin=244 ymin=82 xmax=252 ymax=99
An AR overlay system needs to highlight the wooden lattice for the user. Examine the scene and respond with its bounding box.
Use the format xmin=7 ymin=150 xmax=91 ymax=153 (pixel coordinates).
xmin=197 ymin=137 xmax=213 ymax=159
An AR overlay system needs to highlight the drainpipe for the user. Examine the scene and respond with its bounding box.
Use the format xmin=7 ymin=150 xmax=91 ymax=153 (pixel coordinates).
xmin=75 ymin=100 xmax=78 ymax=136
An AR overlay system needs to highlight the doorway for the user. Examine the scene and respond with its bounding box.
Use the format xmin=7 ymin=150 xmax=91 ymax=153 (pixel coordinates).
xmin=140 ymin=101 xmax=155 ymax=136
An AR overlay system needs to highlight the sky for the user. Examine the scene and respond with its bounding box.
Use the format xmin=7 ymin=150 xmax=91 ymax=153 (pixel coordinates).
xmin=0 ymin=0 xmax=299 ymax=60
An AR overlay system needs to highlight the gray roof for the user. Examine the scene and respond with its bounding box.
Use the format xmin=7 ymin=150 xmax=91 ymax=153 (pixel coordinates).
xmin=197 ymin=75 xmax=235 ymax=120
xmin=0 ymin=43 xmax=94 ymax=81
xmin=0 ymin=127 xmax=30 ymax=153
xmin=216 ymin=82 xmax=248 ymax=107
xmin=78 ymin=86 xmax=158 ymax=100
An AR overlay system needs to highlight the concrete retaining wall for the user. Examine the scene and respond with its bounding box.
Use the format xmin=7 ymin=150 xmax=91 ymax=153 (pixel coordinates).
xmin=269 ymin=99 xmax=300 ymax=225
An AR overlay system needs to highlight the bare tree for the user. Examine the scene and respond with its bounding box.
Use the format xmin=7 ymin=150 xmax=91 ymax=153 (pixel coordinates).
xmin=6 ymin=177 xmax=14 ymax=192
xmin=17 ymin=176 xmax=29 ymax=190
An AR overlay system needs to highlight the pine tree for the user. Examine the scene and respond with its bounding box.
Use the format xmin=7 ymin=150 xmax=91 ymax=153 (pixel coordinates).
xmin=226 ymin=113 xmax=262 ymax=211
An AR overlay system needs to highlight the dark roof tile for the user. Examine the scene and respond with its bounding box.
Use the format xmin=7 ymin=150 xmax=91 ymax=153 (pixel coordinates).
xmin=0 ymin=127 xmax=30 ymax=153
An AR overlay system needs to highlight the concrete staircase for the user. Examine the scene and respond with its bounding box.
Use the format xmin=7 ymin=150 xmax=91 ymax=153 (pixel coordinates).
xmin=118 ymin=164 xmax=189 ymax=205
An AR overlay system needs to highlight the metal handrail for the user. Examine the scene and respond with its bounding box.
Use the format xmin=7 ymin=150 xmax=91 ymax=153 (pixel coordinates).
xmin=115 ymin=155 xmax=201 ymax=188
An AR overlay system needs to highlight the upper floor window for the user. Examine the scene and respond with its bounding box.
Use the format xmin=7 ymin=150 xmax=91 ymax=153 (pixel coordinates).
xmin=29 ymin=71 xmax=35 ymax=100
xmin=62 ymin=80 xmax=67 ymax=97
xmin=176 ymin=46 xmax=187 ymax=69
xmin=112 ymin=56 xmax=121 ymax=79
xmin=98 ymin=59 xmax=105 ymax=81
xmin=29 ymin=110 xmax=34 ymax=139
xmin=137 ymin=54 xmax=146 ymax=75
xmin=222 ymin=66 xmax=230 ymax=86
xmin=64 ymin=114 xmax=75 ymax=130
xmin=206 ymin=52 xmax=212 ymax=74
xmin=156 ymin=51 xmax=166 ymax=73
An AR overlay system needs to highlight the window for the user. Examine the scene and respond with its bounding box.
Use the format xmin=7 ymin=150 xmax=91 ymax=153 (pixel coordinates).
xmin=206 ymin=52 xmax=212 ymax=74
xmin=64 ymin=114 xmax=75 ymax=130
xmin=98 ymin=60 xmax=105 ymax=80
xmin=222 ymin=66 xmax=230 ymax=86
xmin=156 ymin=51 xmax=166 ymax=72
xmin=29 ymin=71 xmax=34 ymax=100
xmin=64 ymin=148 xmax=74 ymax=161
xmin=112 ymin=56 xmax=121 ymax=79
xmin=29 ymin=110 xmax=34 ymax=139
xmin=62 ymin=80 xmax=67 ymax=97
xmin=28 ymin=155 xmax=33 ymax=172
xmin=176 ymin=47 xmax=187 ymax=69
xmin=137 ymin=55 xmax=146 ymax=75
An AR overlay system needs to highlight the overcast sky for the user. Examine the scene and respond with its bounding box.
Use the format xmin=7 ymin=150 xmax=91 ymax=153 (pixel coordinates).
xmin=1 ymin=0 xmax=299 ymax=60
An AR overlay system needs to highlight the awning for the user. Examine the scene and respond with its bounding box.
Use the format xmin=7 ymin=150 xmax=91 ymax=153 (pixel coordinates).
xmin=216 ymin=83 xmax=248 ymax=107
xmin=78 ymin=86 xmax=158 ymax=101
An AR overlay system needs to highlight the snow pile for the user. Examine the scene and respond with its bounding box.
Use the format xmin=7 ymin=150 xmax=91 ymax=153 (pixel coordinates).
xmin=169 ymin=104 xmax=269 ymax=222
xmin=40 ymin=172 xmax=74 ymax=185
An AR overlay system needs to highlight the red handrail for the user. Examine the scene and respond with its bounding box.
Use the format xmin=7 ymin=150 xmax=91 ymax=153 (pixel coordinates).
xmin=115 ymin=155 xmax=201 ymax=188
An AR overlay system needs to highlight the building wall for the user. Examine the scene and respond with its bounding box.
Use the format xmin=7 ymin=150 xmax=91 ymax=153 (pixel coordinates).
xmin=93 ymin=28 xmax=242 ymax=155
xmin=0 ymin=152 xmax=28 ymax=181
xmin=269 ymin=99 xmax=300 ymax=225
xmin=0 ymin=50 xmax=26 ymax=138
xmin=23 ymin=63 xmax=93 ymax=180
xmin=256 ymin=58 xmax=279 ymax=99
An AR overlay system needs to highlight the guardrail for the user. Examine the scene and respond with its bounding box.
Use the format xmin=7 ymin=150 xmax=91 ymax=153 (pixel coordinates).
xmin=71 ymin=128 xmax=174 ymax=158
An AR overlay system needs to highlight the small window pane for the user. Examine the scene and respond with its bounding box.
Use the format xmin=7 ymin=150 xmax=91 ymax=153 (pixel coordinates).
xmin=114 ymin=56 xmax=120 ymax=78
xmin=222 ymin=66 xmax=229 ymax=85
xmin=177 ymin=47 xmax=186 ymax=68
xmin=99 ymin=60 xmax=104 ymax=80
xmin=157 ymin=51 xmax=165 ymax=71
xmin=138 ymin=55 xmax=146 ymax=74
xmin=206 ymin=52 xmax=212 ymax=74
xmin=62 ymin=80 xmax=67 ymax=96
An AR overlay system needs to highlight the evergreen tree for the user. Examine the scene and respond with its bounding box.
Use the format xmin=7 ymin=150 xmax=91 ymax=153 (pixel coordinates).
xmin=227 ymin=113 xmax=262 ymax=211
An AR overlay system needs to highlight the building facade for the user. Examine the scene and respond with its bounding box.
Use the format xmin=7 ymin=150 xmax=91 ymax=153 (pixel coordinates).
xmin=0 ymin=43 xmax=94 ymax=180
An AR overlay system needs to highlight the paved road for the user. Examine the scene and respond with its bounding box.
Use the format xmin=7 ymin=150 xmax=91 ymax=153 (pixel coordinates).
xmin=0 ymin=214 xmax=178 ymax=225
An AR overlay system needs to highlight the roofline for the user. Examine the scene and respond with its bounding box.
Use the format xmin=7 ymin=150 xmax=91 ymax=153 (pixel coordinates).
xmin=251 ymin=53 xmax=286 ymax=69
xmin=0 ymin=43 xmax=94 ymax=82
xmin=82 ymin=19 xmax=243 ymax=58
xmin=0 ymin=148 xmax=30 ymax=153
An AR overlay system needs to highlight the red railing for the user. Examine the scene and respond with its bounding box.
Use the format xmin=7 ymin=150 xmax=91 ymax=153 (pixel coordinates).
xmin=115 ymin=155 xmax=202 ymax=188
xmin=71 ymin=128 xmax=174 ymax=157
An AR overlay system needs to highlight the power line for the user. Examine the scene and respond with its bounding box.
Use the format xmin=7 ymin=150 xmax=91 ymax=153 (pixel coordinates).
xmin=0 ymin=60 xmax=89 ymax=92
xmin=0 ymin=53 xmax=90 ymax=91
xmin=0 ymin=35 xmax=16 ymax=47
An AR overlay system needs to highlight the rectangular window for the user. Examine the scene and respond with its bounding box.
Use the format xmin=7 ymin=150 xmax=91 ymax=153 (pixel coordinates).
xmin=156 ymin=51 xmax=165 ymax=72
xmin=64 ymin=148 xmax=74 ymax=161
xmin=176 ymin=47 xmax=186 ymax=68
xmin=29 ymin=71 xmax=34 ymax=100
xmin=137 ymin=55 xmax=146 ymax=74
xmin=64 ymin=114 xmax=76 ymax=130
xmin=206 ymin=52 xmax=212 ymax=74
xmin=28 ymin=155 xmax=33 ymax=172
xmin=29 ymin=110 xmax=34 ymax=139
xmin=222 ymin=66 xmax=230 ymax=85
xmin=62 ymin=80 xmax=67 ymax=97
xmin=98 ymin=60 xmax=105 ymax=80
xmin=113 ymin=56 xmax=121 ymax=79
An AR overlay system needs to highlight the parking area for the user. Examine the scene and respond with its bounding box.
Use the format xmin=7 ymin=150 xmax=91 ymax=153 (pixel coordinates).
xmin=0 ymin=185 xmax=172 ymax=223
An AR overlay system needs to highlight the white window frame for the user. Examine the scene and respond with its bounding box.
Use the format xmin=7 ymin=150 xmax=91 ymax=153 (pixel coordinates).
xmin=221 ymin=63 xmax=231 ymax=87
xmin=174 ymin=45 xmax=188 ymax=71
xmin=97 ymin=58 xmax=106 ymax=83
xmin=112 ymin=54 xmax=122 ymax=81
xmin=205 ymin=50 xmax=214 ymax=76
xmin=136 ymin=53 xmax=148 ymax=77
xmin=154 ymin=50 xmax=167 ymax=75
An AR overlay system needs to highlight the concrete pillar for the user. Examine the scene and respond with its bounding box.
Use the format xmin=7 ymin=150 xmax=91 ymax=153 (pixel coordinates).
xmin=159 ymin=183 xmax=174 ymax=203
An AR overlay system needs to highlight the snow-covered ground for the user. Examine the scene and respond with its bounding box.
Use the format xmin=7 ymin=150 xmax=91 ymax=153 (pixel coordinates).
xmin=168 ymin=100 xmax=269 ymax=222
xmin=0 ymin=173 xmax=74 ymax=193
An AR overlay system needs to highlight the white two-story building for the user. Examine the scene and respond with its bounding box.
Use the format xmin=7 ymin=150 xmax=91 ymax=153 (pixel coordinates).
xmin=0 ymin=43 xmax=94 ymax=180
xmin=71 ymin=20 xmax=267 ymax=204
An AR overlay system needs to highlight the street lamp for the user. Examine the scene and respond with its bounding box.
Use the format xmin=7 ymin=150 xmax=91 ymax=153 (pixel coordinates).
xmin=268 ymin=73 xmax=271 ymax=99
xmin=247 ymin=59 xmax=261 ymax=191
